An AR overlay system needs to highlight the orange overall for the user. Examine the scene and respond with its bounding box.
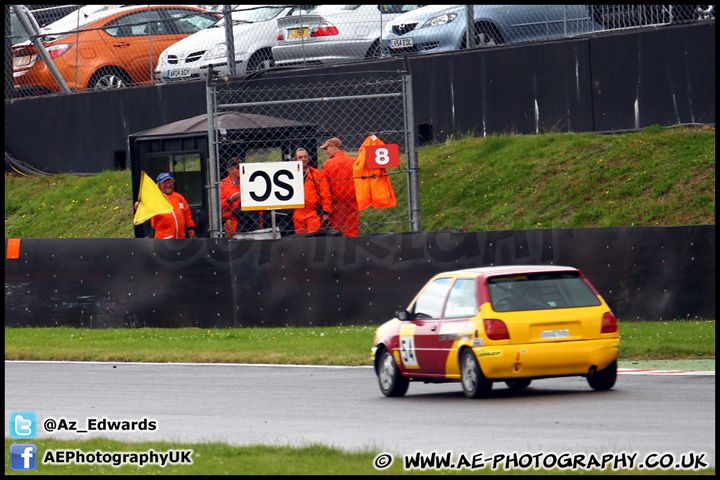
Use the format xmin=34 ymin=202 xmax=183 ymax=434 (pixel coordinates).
xmin=293 ymin=167 xmax=332 ymax=235
xmin=151 ymin=191 xmax=196 ymax=239
xmin=323 ymin=150 xmax=360 ymax=237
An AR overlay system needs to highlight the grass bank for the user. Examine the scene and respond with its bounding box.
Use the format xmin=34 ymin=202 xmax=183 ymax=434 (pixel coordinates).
xmin=4 ymin=125 xmax=715 ymax=238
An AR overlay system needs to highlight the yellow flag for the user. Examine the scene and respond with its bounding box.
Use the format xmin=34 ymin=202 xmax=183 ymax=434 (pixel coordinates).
xmin=133 ymin=171 xmax=173 ymax=225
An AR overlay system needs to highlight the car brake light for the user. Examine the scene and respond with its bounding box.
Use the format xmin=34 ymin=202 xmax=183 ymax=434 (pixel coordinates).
xmin=310 ymin=23 xmax=338 ymax=37
xmin=601 ymin=311 xmax=618 ymax=333
xmin=484 ymin=319 xmax=509 ymax=340
xmin=276 ymin=32 xmax=284 ymax=41
xmin=47 ymin=44 xmax=71 ymax=59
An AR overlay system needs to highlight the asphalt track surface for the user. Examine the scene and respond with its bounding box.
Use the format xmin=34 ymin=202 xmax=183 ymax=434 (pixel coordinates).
xmin=5 ymin=361 xmax=715 ymax=468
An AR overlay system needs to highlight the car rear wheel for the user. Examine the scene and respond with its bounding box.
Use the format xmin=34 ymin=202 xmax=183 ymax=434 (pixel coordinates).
xmin=377 ymin=348 xmax=409 ymax=397
xmin=587 ymin=360 xmax=617 ymax=391
xmin=505 ymin=379 xmax=532 ymax=390
xmin=89 ymin=67 xmax=131 ymax=90
xmin=460 ymin=349 xmax=493 ymax=398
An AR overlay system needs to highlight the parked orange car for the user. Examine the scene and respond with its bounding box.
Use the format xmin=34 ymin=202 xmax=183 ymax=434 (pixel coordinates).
xmin=13 ymin=5 xmax=219 ymax=96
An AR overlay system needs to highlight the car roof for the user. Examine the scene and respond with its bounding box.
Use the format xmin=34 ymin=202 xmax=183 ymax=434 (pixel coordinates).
xmin=437 ymin=265 xmax=580 ymax=278
xmin=41 ymin=4 xmax=209 ymax=35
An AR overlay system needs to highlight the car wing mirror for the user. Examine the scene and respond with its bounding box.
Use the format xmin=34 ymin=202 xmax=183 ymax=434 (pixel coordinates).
xmin=395 ymin=309 xmax=411 ymax=321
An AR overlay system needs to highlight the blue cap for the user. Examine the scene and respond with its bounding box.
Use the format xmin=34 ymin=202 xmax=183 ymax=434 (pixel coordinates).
xmin=156 ymin=173 xmax=174 ymax=183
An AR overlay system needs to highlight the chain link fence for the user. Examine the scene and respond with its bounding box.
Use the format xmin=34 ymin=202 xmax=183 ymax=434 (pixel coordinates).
xmin=206 ymin=68 xmax=418 ymax=238
xmin=6 ymin=4 xmax=715 ymax=99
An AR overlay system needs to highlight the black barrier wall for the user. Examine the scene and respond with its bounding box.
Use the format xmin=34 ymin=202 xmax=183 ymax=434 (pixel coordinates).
xmin=4 ymin=22 xmax=715 ymax=174
xmin=5 ymin=226 xmax=715 ymax=328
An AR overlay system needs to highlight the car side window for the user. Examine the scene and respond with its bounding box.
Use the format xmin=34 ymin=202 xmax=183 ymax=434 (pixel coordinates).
xmin=444 ymin=278 xmax=477 ymax=318
xmin=104 ymin=10 xmax=164 ymax=38
xmin=411 ymin=277 xmax=452 ymax=320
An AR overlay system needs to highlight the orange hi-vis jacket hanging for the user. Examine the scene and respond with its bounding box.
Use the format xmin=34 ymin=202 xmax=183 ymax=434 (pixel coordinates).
xmin=352 ymin=135 xmax=397 ymax=211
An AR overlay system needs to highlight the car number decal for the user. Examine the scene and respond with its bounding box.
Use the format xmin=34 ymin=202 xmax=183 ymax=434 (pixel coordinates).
xmin=399 ymin=324 xmax=419 ymax=368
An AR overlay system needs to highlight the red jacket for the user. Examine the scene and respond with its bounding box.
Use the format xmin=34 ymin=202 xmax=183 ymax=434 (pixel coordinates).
xmin=151 ymin=191 xmax=196 ymax=239
xmin=323 ymin=151 xmax=357 ymax=204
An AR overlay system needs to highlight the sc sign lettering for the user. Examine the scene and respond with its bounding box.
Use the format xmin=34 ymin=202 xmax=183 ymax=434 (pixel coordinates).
xmin=240 ymin=161 xmax=305 ymax=210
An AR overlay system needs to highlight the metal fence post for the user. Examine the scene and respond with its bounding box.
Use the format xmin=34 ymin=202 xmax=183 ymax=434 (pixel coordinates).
xmin=223 ymin=5 xmax=236 ymax=76
xmin=465 ymin=5 xmax=476 ymax=48
xmin=206 ymin=68 xmax=221 ymax=238
xmin=403 ymin=57 xmax=421 ymax=232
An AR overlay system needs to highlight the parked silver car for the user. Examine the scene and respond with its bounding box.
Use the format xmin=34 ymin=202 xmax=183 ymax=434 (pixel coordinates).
xmin=273 ymin=4 xmax=422 ymax=67
xmin=154 ymin=5 xmax=312 ymax=83
xmin=382 ymin=4 xmax=604 ymax=56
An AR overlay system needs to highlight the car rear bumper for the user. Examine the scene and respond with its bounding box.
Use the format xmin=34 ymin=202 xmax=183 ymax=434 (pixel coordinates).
xmin=473 ymin=338 xmax=620 ymax=380
xmin=273 ymin=41 xmax=372 ymax=66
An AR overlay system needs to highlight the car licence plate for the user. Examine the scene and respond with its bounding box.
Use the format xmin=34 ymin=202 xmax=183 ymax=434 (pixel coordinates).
xmin=390 ymin=37 xmax=413 ymax=49
xmin=167 ymin=68 xmax=190 ymax=79
xmin=541 ymin=329 xmax=570 ymax=339
xmin=287 ymin=28 xmax=308 ymax=39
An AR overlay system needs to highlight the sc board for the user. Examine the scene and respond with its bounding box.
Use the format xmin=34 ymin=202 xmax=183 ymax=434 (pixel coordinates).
xmin=240 ymin=161 xmax=305 ymax=211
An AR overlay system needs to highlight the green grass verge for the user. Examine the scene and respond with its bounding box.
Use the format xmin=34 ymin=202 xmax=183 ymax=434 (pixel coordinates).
xmin=4 ymin=438 xmax=714 ymax=475
xmin=5 ymin=322 xmax=714 ymax=475
xmin=4 ymin=320 xmax=715 ymax=365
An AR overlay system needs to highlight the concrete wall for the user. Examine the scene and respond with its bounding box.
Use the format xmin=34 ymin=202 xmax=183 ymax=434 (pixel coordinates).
xmin=5 ymin=225 xmax=715 ymax=328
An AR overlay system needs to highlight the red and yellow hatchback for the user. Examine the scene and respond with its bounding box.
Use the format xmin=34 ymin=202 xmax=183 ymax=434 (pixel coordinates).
xmin=372 ymin=265 xmax=620 ymax=398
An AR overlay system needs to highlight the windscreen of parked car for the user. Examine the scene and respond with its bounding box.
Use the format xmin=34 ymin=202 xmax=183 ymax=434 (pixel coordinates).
xmin=163 ymin=9 xmax=220 ymax=35
xmin=488 ymin=272 xmax=601 ymax=312
xmin=411 ymin=277 xmax=452 ymax=319
xmin=311 ymin=5 xmax=362 ymax=13
xmin=379 ymin=5 xmax=425 ymax=14
xmin=216 ymin=6 xmax=287 ymax=26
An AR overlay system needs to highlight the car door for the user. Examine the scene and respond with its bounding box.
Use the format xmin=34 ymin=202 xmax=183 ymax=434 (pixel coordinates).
xmin=400 ymin=277 xmax=452 ymax=376
xmin=489 ymin=4 xmax=597 ymax=42
xmin=434 ymin=277 xmax=478 ymax=375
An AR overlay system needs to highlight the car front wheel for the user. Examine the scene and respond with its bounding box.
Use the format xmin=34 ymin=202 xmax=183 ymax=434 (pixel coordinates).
xmin=89 ymin=67 xmax=131 ymax=90
xmin=587 ymin=360 xmax=617 ymax=391
xmin=377 ymin=348 xmax=409 ymax=397
xmin=460 ymin=349 xmax=493 ymax=398
xmin=247 ymin=49 xmax=274 ymax=73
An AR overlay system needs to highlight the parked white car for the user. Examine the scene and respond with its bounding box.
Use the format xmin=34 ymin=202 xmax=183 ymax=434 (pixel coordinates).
xmin=154 ymin=5 xmax=312 ymax=83
xmin=273 ymin=4 xmax=422 ymax=67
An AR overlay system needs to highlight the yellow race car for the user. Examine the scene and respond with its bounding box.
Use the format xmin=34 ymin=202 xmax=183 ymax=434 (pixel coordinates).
xmin=372 ymin=265 xmax=620 ymax=398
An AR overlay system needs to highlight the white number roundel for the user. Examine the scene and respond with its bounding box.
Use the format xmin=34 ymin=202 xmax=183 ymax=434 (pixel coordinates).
xmin=374 ymin=148 xmax=390 ymax=165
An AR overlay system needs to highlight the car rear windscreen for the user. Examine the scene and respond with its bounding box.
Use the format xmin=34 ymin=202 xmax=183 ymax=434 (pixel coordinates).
xmin=488 ymin=272 xmax=601 ymax=312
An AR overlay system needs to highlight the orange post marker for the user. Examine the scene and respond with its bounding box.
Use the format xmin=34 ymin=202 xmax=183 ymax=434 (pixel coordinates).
xmin=6 ymin=239 xmax=21 ymax=259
